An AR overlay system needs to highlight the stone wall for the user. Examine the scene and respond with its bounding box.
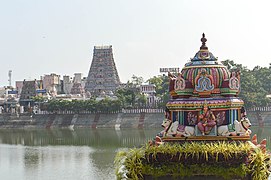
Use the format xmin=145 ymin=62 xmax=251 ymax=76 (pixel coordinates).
xmin=0 ymin=113 xmax=163 ymax=129
xmin=247 ymin=111 xmax=271 ymax=126
xmin=0 ymin=110 xmax=270 ymax=129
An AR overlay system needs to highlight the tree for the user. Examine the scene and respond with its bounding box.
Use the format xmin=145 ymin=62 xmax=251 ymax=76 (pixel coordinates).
xmin=115 ymin=88 xmax=136 ymax=108
xmin=147 ymin=74 xmax=169 ymax=107
xmin=136 ymin=94 xmax=147 ymax=107
xmin=85 ymin=99 xmax=97 ymax=112
xmin=32 ymin=96 xmax=48 ymax=102
xmin=221 ymin=60 xmax=270 ymax=109
xmin=147 ymin=75 xmax=164 ymax=95
xmin=131 ymin=75 xmax=144 ymax=86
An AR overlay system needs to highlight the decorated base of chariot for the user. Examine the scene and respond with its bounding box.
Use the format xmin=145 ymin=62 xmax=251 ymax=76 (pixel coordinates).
xmin=115 ymin=135 xmax=270 ymax=180
xmin=114 ymin=34 xmax=271 ymax=179
xmin=162 ymin=135 xmax=250 ymax=142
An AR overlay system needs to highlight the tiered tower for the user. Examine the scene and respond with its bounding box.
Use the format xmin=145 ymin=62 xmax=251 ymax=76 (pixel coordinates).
xmin=71 ymin=73 xmax=85 ymax=95
xmin=19 ymin=80 xmax=39 ymax=107
xmin=85 ymin=45 xmax=121 ymax=95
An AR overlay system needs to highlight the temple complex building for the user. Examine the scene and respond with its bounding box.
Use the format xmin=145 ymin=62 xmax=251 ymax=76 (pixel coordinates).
xmin=140 ymin=84 xmax=156 ymax=95
xmin=73 ymin=73 xmax=82 ymax=84
xmin=70 ymin=73 xmax=85 ymax=95
xmin=19 ymin=80 xmax=39 ymax=107
xmin=63 ymin=75 xmax=73 ymax=94
xmin=16 ymin=81 xmax=24 ymax=95
xmin=42 ymin=73 xmax=61 ymax=96
xmin=85 ymin=45 xmax=121 ymax=95
xmin=62 ymin=73 xmax=86 ymax=96
xmin=81 ymin=77 xmax=87 ymax=90
xmin=140 ymin=84 xmax=160 ymax=106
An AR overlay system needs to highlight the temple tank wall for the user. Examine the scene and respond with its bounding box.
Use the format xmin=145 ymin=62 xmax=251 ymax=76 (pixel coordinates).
xmin=0 ymin=111 xmax=270 ymax=128
xmin=247 ymin=111 xmax=271 ymax=126
xmin=0 ymin=113 xmax=163 ymax=128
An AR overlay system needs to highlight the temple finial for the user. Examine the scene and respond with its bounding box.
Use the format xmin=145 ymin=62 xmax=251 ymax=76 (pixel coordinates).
xmin=200 ymin=33 xmax=208 ymax=50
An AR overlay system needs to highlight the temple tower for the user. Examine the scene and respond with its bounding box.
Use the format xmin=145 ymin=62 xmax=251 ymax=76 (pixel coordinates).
xmin=71 ymin=73 xmax=85 ymax=95
xmin=85 ymin=45 xmax=121 ymax=95
xmin=19 ymin=80 xmax=39 ymax=107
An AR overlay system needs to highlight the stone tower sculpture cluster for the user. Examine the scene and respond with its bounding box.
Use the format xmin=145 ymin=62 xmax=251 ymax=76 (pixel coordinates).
xmin=70 ymin=73 xmax=85 ymax=95
xmin=19 ymin=80 xmax=39 ymax=107
xmin=85 ymin=45 xmax=121 ymax=95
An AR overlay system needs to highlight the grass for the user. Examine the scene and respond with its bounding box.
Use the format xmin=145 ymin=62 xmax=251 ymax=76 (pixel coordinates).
xmin=115 ymin=141 xmax=271 ymax=180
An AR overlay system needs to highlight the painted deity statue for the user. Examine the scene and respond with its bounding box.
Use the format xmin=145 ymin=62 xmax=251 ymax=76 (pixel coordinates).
xmin=197 ymin=104 xmax=216 ymax=135
xmin=229 ymin=71 xmax=240 ymax=90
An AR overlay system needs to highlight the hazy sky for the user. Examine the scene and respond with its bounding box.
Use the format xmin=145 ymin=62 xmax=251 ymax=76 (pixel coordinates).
xmin=1 ymin=0 xmax=271 ymax=87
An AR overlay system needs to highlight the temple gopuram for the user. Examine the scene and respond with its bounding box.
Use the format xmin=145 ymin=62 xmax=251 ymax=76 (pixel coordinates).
xmin=85 ymin=45 xmax=121 ymax=96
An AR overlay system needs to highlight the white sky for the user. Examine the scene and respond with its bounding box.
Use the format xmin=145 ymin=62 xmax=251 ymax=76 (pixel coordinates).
xmin=1 ymin=0 xmax=271 ymax=86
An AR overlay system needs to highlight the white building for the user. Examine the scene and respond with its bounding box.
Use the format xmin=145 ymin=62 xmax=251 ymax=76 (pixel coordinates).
xmin=42 ymin=73 xmax=61 ymax=95
xmin=63 ymin=73 xmax=86 ymax=96
xmin=63 ymin=75 xmax=73 ymax=94
xmin=15 ymin=81 xmax=24 ymax=95
xmin=73 ymin=73 xmax=82 ymax=83
xmin=140 ymin=84 xmax=160 ymax=106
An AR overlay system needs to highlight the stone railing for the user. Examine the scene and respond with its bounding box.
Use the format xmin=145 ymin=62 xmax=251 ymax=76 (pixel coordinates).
xmin=247 ymin=107 xmax=271 ymax=112
xmin=31 ymin=108 xmax=165 ymax=115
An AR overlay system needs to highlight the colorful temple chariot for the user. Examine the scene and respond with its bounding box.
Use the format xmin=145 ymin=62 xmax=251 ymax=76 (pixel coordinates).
xmin=164 ymin=33 xmax=245 ymax=140
xmin=115 ymin=34 xmax=271 ymax=180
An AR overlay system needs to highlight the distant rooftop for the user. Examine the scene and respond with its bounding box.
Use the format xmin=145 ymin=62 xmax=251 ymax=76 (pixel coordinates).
xmin=94 ymin=45 xmax=112 ymax=50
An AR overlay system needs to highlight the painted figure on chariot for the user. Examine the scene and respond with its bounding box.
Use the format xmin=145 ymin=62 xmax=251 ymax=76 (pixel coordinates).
xmin=197 ymin=103 xmax=216 ymax=135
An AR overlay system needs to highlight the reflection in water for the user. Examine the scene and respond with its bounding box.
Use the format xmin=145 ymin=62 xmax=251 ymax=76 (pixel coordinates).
xmin=253 ymin=127 xmax=271 ymax=150
xmin=0 ymin=127 xmax=270 ymax=149
xmin=0 ymin=128 xmax=157 ymax=148
xmin=0 ymin=127 xmax=270 ymax=180
xmin=0 ymin=128 xmax=159 ymax=180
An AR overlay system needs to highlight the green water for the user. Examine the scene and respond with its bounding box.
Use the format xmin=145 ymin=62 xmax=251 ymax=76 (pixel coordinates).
xmin=0 ymin=127 xmax=270 ymax=180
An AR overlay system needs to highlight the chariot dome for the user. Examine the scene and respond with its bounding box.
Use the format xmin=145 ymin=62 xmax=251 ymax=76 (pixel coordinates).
xmin=169 ymin=33 xmax=240 ymax=98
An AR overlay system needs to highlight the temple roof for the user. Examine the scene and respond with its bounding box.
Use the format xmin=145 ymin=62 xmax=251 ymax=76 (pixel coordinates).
xmin=185 ymin=33 xmax=221 ymax=67
xmin=174 ymin=34 xmax=234 ymax=96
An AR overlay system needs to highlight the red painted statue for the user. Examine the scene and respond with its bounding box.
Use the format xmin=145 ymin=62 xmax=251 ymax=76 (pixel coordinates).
xmin=197 ymin=103 xmax=216 ymax=135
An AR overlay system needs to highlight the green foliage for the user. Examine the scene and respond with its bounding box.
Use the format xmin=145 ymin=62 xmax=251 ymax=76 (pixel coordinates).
xmin=147 ymin=75 xmax=164 ymax=95
xmin=142 ymin=163 xmax=248 ymax=179
xmin=115 ymin=75 xmax=154 ymax=108
xmin=147 ymin=75 xmax=169 ymax=107
xmin=114 ymin=151 xmax=129 ymax=179
xmin=131 ymin=75 xmax=144 ymax=86
xmin=115 ymin=142 xmax=271 ymax=180
xmin=31 ymin=96 xmax=48 ymax=102
xmin=116 ymin=88 xmax=136 ymax=108
xmin=115 ymin=148 xmax=145 ymax=180
xmin=222 ymin=60 xmax=271 ymax=109
xmin=248 ymin=148 xmax=271 ymax=180
xmin=44 ymin=98 xmax=122 ymax=113
xmin=136 ymin=94 xmax=147 ymax=106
